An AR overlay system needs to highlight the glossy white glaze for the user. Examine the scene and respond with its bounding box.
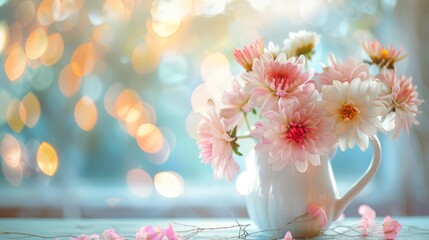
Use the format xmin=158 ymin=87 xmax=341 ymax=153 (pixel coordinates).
xmin=246 ymin=136 xmax=381 ymax=238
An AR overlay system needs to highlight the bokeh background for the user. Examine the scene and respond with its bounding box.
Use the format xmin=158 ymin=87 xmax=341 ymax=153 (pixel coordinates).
xmin=0 ymin=0 xmax=428 ymax=218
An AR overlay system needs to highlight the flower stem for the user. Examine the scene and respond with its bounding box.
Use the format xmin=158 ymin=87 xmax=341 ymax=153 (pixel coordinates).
xmin=236 ymin=134 xmax=252 ymax=139
xmin=243 ymin=112 xmax=251 ymax=132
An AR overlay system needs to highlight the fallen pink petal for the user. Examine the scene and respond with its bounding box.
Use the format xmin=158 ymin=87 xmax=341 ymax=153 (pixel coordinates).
xmin=307 ymin=203 xmax=328 ymax=228
xmin=358 ymin=204 xmax=376 ymax=220
xmin=283 ymin=231 xmax=293 ymax=240
xmin=101 ymin=229 xmax=124 ymax=240
xmin=383 ymin=216 xmax=402 ymax=240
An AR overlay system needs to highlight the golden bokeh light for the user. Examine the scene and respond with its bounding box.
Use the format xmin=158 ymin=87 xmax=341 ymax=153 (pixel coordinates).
xmin=125 ymin=102 xmax=156 ymax=137
xmin=16 ymin=0 xmax=36 ymax=27
xmin=0 ymin=134 xmax=21 ymax=168
xmin=58 ymin=64 xmax=81 ymax=97
xmin=151 ymin=19 xmax=181 ymax=38
xmin=115 ymin=89 xmax=141 ymax=120
xmin=124 ymin=101 xmax=158 ymax=137
xmin=131 ymin=43 xmax=160 ymax=75
xmin=25 ymin=27 xmax=48 ymax=60
xmin=125 ymin=102 xmax=145 ymax=124
xmin=71 ymin=42 xmax=96 ymax=77
xmin=37 ymin=0 xmax=55 ymax=26
xmin=127 ymin=168 xmax=153 ymax=198
xmin=7 ymin=99 xmax=25 ymax=133
xmin=52 ymin=0 xmax=78 ymax=21
xmin=21 ymin=92 xmax=41 ymax=128
xmin=201 ymin=52 xmax=231 ymax=84
xmin=40 ymin=33 xmax=64 ymax=66
xmin=0 ymin=22 xmax=8 ymax=54
xmin=125 ymin=102 xmax=153 ymax=137
xmin=37 ymin=142 xmax=58 ymax=176
xmin=136 ymin=123 xmax=164 ymax=153
xmin=74 ymin=96 xmax=98 ymax=131
xmin=38 ymin=0 xmax=82 ymax=26
xmin=5 ymin=45 xmax=26 ymax=81
xmin=154 ymin=171 xmax=185 ymax=198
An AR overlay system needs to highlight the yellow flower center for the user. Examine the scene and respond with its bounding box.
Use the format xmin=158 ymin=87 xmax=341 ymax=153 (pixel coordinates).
xmin=380 ymin=49 xmax=389 ymax=59
xmin=339 ymin=104 xmax=359 ymax=121
xmin=295 ymin=43 xmax=315 ymax=59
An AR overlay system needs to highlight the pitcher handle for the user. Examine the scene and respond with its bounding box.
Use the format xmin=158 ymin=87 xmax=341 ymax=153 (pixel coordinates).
xmin=333 ymin=135 xmax=381 ymax=220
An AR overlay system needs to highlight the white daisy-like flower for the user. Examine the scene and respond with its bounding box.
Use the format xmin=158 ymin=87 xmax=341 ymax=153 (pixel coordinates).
xmin=284 ymin=30 xmax=319 ymax=59
xmin=265 ymin=41 xmax=281 ymax=59
xmin=322 ymin=78 xmax=386 ymax=151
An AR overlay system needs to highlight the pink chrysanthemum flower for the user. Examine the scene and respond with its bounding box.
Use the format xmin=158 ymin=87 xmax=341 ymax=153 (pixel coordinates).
xmin=377 ymin=69 xmax=423 ymax=139
xmin=316 ymin=53 xmax=371 ymax=90
xmin=252 ymin=91 xmax=335 ymax=172
xmin=197 ymin=100 xmax=239 ymax=181
xmin=220 ymin=78 xmax=252 ymax=127
xmin=383 ymin=216 xmax=402 ymax=240
xmin=233 ymin=37 xmax=265 ymax=72
xmin=242 ymin=53 xmax=314 ymax=112
xmin=362 ymin=40 xmax=407 ymax=69
xmin=322 ymin=78 xmax=386 ymax=151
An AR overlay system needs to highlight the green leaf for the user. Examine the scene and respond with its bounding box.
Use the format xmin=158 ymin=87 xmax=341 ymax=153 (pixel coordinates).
xmin=252 ymin=108 xmax=257 ymax=115
xmin=232 ymin=142 xmax=243 ymax=156
xmin=230 ymin=125 xmax=238 ymax=138
xmin=363 ymin=59 xmax=374 ymax=65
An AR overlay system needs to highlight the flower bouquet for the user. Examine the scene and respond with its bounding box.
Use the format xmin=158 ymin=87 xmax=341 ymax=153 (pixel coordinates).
xmin=196 ymin=30 xmax=422 ymax=237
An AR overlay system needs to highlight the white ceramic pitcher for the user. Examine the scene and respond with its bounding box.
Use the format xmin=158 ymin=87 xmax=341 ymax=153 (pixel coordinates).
xmin=246 ymin=135 xmax=381 ymax=238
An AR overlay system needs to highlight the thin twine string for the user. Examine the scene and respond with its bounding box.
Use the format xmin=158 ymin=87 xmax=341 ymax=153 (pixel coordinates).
xmin=1 ymin=220 xmax=429 ymax=239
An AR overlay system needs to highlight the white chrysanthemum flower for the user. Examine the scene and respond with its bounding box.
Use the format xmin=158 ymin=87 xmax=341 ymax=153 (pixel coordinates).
xmin=284 ymin=30 xmax=319 ymax=59
xmin=265 ymin=41 xmax=281 ymax=58
xmin=322 ymin=78 xmax=386 ymax=151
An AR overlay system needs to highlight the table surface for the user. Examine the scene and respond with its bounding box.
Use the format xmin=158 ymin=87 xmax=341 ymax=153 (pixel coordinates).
xmin=0 ymin=217 xmax=428 ymax=239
